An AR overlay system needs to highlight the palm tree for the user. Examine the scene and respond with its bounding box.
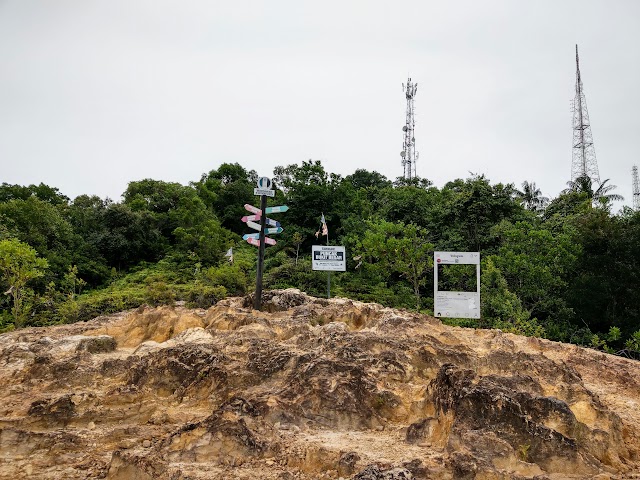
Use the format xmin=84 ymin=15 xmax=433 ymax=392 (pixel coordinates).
xmin=563 ymin=175 xmax=624 ymax=207
xmin=516 ymin=181 xmax=549 ymax=211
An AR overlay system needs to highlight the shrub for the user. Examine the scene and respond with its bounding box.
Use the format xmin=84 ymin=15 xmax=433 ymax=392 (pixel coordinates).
xmin=185 ymin=284 xmax=227 ymax=309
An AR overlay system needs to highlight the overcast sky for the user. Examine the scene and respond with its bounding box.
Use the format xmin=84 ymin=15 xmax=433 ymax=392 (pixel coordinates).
xmin=1 ymin=1 xmax=639 ymax=209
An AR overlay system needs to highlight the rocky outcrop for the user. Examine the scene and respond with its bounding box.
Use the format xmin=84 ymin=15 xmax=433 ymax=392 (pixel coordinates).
xmin=0 ymin=289 xmax=638 ymax=479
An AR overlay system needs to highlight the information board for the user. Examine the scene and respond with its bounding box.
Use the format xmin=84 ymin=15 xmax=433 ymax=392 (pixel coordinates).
xmin=312 ymin=246 xmax=346 ymax=271
xmin=434 ymin=251 xmax=480 ymax=319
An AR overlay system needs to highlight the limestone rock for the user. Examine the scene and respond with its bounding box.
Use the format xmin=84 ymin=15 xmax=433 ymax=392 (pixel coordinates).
xmin=0 ymin=289 xmax=638 ymax=479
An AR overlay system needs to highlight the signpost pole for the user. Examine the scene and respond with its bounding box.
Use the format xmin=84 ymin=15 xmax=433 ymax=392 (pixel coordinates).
xmin=254 ymin=194 xmax=268 ymax=310
xmin=326 ymin=232 xmax=331 ymax=299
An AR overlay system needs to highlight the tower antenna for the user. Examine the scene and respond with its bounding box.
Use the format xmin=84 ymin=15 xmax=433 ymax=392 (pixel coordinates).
xmin=633 ymin=165 xmax=640 ymax=210
xmin=401 ymin=77 xmax=418 ymax=181
xmin=571 ymin=45 xmax=600 ymax=184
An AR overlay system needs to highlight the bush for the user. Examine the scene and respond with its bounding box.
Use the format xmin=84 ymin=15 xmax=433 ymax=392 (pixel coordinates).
xmin=184 ymin=284 xmax=227 ymax=309
xmin=144 ymin=276 xmax=176 ymax=306
xmin=74 ymin=288 xmax=146 ymax=322
xmin=202 ymin=263 xmax=248 ymax=296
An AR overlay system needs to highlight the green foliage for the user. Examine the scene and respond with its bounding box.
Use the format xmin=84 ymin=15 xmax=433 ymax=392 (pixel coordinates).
xmin=75 ymin=288 xmax=146 ymax=322
xmin=201 ymin=263 xmax=248 ymax=296
xmin=264 ymin=252 xmax=329 ymax=298
xmin=481 ymin=258 xmax=544 ymax=337
xmin=348 ymin=219 xmax=433 ymax=310
xmin=0 ymin=165 xmax=638 ymax=362
xmin=0 ymin=238 xmax=49 ymax=327
xmin=490 ymin=220 xmax=579 ymax=327
xmin=517 ymin=444 xmax=531 ymax=462
xmin=194 ymin=163 xmax=257 ymax=235
xmin=185 ymin=285 xmax=227 ymax=309
xmin=625 ymin=331 xmax=640 ymax=352
xmin=144 ymin=275 xmax=176 ymax=307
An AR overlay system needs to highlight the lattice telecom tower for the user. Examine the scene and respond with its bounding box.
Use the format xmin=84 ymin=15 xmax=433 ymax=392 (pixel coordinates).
xmin=401 ymin=77 xmax=418 ymax=180
xmin=571 ymin=45 xmax=600 ymax=184
xmin=633 ymin=166 xmax=640 ymax=210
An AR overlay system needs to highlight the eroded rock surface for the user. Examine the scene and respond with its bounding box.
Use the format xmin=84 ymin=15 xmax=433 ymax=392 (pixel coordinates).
xmin=0 ymin=289 xmax=639 ymax=479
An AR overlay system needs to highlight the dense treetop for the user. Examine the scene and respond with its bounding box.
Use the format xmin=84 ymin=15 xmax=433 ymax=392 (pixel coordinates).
xmin=1 ymin=162 xmax=639 ymax=356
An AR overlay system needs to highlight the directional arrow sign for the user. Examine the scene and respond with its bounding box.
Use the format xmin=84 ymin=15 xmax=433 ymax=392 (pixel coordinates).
xmin=246 ymin=221 xmax=262 ymax=231
xmin=265 ymin=205 xmax=289 ymax=214
xmin=246 ymin=221 xmax=283 ymax=234
xmin=244 ymin=204 xmax=261 ymax=215
xmin=241 ymin=214 xmax=261 ymax=223
xmin=264 ymin=218 xmax=281 ymax=228
xmin=242 ymin=233 xmax=260 ymax=240
xmin=246 ymin=236 xmax=277 ymax=247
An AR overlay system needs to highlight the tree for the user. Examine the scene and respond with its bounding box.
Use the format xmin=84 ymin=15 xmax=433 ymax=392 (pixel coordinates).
xmin=0 ymin=238 xmax=48 ymax=327
xmin=481 ymin=258 xmax=544 ymax=337
xmin=291 ymin=231 xmax=304 ymax=266
xmin=272 ymin=160 xmax=338 ymax=236
xmin=489 ymin=220 xmax=580 ymax=333
xmin=437 ymin=175 xmax=524 ymax=252
xmin=516 ymin=181 xmax=549 ymax=211
xmin=564 ymin=175 xmax=624 ymax=208
xmin=344 ymin=169 xmax=392 ymax=190
xmin=356 ymin=220 xmax=434 ymax=310
xmin=194 ymin=163 xmax=257 ymax=234
xmin=0 ymin=197 xmax=76 ymax=283
xmin=0 ymin=182 xmax=69 ymax=205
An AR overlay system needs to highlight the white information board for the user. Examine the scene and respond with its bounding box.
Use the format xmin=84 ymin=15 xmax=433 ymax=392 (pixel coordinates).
xmin=434 ymin=251 xmax=480 ymax=319
xmin=312 ymin=246 xmax=346 ymax=271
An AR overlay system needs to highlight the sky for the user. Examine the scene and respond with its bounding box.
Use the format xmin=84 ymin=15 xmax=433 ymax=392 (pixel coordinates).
xmin=1 ymin=1 xmax=639 ymax=210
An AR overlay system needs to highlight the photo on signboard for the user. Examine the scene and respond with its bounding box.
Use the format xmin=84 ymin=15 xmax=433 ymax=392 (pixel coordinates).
xmin=436 ymin=263 xmax=477 ymax=292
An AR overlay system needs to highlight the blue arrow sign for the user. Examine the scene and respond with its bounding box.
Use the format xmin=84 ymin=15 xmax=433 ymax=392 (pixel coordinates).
xmin=265 ymin=205 xmax=289 ymax=214
xmin=264 ymin=218 xmax=281 ymax=228
xmin=243 ymin=233 xmax=260 ymax=240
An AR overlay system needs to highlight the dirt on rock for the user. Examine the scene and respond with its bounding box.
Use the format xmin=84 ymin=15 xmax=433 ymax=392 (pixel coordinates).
xmin=0 ymin=289 xmax=639 ymax=479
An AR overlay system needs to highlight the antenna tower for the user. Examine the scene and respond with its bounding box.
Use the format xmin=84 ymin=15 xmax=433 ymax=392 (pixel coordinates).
xmin=633 ymin=166 xmax=640 ymax=210
xmin=571 ymin=45 xmax=600 ymax=184
xmin=401 ymin=77 xmax=418 ymax=180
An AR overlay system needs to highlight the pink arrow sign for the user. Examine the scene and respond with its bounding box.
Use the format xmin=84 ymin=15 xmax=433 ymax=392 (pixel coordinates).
xmin=241 ymin=214 xmax=261 ymax=222
xmin=244 ymin=204 xmax=261 ymax=215
xmin=246 ymin=237 xmax=277 ymax=247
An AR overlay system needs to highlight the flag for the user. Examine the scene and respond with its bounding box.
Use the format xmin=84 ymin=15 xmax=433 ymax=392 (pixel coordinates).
xmin=321 ymin=213 xmax=328 ymax=237
xmin=225 ymin=247 xmax=233 ymax=263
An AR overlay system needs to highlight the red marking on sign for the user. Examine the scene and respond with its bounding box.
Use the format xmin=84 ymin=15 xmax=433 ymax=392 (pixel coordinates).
xmin=244 ymin=204 xmax=261 ymax=215
xmin=246 ymin=236 xmax=277 ymax=247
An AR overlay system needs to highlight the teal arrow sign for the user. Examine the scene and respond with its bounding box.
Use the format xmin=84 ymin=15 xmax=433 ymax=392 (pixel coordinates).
xmin=265 ymin=205 xmax=289 ymax=214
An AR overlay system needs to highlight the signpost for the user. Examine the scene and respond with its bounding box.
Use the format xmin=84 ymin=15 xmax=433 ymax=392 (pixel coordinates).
xmin=311 ymin=246 xmax=346 ymax=271
xmin=241 ymin=177 xmax=287 ymax=311
xmin=433 ymin=251 xmax=480 ymax=319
